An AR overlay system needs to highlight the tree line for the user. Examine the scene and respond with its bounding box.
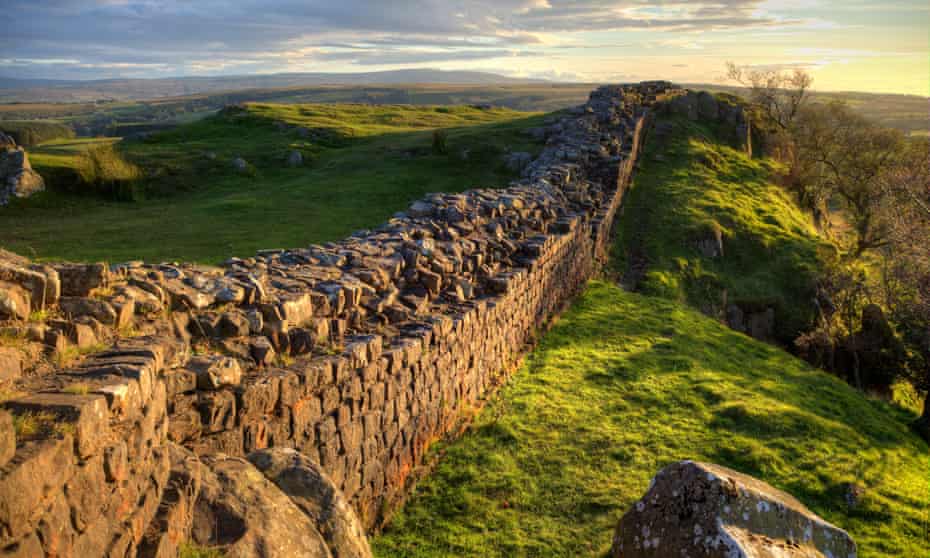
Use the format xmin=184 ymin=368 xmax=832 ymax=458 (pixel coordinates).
xmin=727 ymin=63 xmax=930 ymax=440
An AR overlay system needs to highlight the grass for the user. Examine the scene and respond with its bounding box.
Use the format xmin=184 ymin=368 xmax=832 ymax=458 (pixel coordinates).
xmin=12 ymin=410 xmax=75 ymax=441
xmin=178 ymin=542 xmax=224 ymax=558
xmin=615 ymin=114 xmax=827 ymax=344
xmin=1 ymin=103 xmax=547 ymax=263
xmin=372 ymin=282 xmax=930 ymax=558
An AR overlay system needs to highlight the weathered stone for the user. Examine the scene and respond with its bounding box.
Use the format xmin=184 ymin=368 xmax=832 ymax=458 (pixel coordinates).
xmin=0 ymin=435 xmax=73 ymax=541
xmin=191 ymin=454 xmax=332 ymax=558
xmin=0 ymin=282 xmax=30 ymax=321
xmin=137 ymin=444 xmax=203 ymax=558
xmin=53 ymin=263 xmax=108 ymax=297
xmin=0 ymin=347 xmax=23 ymax=382
xmin=60 ymin=297 xmax=118 ymax=326
xmin=0 ymin=263 xmax=47 ymax=311
xmin=250 ymin=337 xmax=277 ymax=368
xmin=217 ymin=311 xmax=251 ymax=338
xmin=0 ymin=411 xmax=14 ymax=468
xmin=611 ymin=460 xmax=857 ymax=558
xmin=3 ymin=393 xmax=110 ymax=459
xmin=248 ymin=447 xmax=372 ymax=558
xmin=0 ymin=145 xmax=45 ymax=205
xmin=189 ymin=356 xmax=243 ymax=390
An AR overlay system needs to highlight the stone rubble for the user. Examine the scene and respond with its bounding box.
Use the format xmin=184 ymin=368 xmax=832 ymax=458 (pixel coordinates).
xmin=0 ymin=132 xmax=45 ymax=206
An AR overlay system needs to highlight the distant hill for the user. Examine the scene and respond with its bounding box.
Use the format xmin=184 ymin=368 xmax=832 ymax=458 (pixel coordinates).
xmin=0 ymin=69 xmax=546 ymax=103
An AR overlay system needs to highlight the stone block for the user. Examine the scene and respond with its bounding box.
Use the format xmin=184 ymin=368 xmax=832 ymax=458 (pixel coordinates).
xmin=188 ymin=355 xmax=242 ymax=390
xmin=53 ymin=263 xmax=108 ymax=297
xmin=611 ymin=460 xmax=857 ymax=558
xmin=2 ymin=393 xmax=110 ymax=459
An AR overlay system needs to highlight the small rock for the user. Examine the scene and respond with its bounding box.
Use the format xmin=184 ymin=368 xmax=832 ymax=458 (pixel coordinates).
xmin=188 ymin=355 xmax=243 ymax=390
xmin=231 ymin=157 xmax=249 ymax=173
xmin=287 ymin=150 xmax=303 ymax=167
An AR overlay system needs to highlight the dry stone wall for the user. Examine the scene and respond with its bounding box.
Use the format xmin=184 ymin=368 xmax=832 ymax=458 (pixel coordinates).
xmin=0 ymin=81 xmax=681 ymax=557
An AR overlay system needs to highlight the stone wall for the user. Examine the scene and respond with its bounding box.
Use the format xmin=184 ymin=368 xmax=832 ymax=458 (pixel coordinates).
xmin=0 ymin=81 xmax=680 ymax=556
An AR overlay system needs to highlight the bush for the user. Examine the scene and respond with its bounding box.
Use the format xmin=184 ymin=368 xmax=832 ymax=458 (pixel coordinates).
xmin=75 ymin=144 xmax=143 ymax=200
xmin=0 ymin=121 xmax=75 ymax=146
xmin=431 ymin=129 xmax=448 ymax=155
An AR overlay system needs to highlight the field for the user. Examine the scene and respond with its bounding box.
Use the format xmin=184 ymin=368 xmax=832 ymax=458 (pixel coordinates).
xmin=1 ymin=80 xmax=926 ymax=140
xmin=372 ymin=108 xmax=930 ymax=558
xmin=1 ymin=103 xmax=548 ymax=262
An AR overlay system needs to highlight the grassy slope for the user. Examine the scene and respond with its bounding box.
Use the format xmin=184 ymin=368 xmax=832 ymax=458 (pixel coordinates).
xmin=372 ymin=116 xmax=930 ymax=557
xmin=615 ymin=116 xmax=826 ymax=343
xmin=1 ymin=103 xmax=546 ymax=263
xmin=374 ymin=282 xmax=929 ymax=558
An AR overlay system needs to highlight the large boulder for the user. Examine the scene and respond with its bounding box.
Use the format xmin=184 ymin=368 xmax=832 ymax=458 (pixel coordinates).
xmin=0 ymin=135 xmax=45 ymax=205
xmin=248 ymin=448 xmax=373 ymax=558
xmin=191 ymin=454 xmax=332 ymax=558
xmin=611 ymin=460 xmax=856 ymax=558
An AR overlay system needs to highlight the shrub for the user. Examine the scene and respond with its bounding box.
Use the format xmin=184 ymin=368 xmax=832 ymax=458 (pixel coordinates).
xmin=431 ymin=129 xmax=448 ymax=155
xmin=75 ymin=143 xmax=143 ymax=200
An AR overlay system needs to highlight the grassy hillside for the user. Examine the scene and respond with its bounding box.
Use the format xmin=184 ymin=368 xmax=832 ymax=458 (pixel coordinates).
xmin=372 ymin=110 xmax=929 ymax=557
xmin=615 ymin=115 xmax=826 ymax=343
xmin=0 ymin=103 xmax=547 ymax=263
xmin=0 ymin=119 xmax=74 ymax=146
xmin=373 ymin=282 xmax=929 ymax=557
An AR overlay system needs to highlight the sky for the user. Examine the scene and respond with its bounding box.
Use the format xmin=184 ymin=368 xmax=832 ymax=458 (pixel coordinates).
xmin=1 ymin=0 xmax=928 ymax=95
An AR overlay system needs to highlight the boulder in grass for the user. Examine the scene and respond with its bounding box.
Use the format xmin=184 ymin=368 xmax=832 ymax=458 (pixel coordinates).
xmin=611 ymin=460 xmax=857 ymax=558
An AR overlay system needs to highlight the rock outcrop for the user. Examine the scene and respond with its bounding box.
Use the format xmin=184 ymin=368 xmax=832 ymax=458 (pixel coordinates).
xmin=248 ymin=448 xmax=372 ymax=558
xmin=0 ymin=132 xmax=45 ymax=205
xmin=611 ymin=460 xmax=857 ymax=558
xmin=190 ymin=453 xmax=333 ymax=558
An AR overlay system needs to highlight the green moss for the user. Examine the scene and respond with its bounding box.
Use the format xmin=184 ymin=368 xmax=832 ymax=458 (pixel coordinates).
xmin=372 ymin=282 xmax=929 ymax=557
xmin=178 ymin=542 xmax=224 ymax=558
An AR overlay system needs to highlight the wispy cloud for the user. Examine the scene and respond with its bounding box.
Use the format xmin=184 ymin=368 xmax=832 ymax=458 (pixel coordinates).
xmin=0 ymin=1 xmax=924 ymax=95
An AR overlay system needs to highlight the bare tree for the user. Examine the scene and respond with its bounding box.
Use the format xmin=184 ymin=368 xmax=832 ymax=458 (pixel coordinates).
xmin=879 ymin=137 xmax=930 ymax=439
xmin=726 ymin=62 xmax=813 ymax=133
xmin=793 ymin=101 xmax=906 ymax=257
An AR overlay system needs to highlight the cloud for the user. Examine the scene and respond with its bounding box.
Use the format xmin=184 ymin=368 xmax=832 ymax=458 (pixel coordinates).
xmin=0 ymin=0 xmax=810 ymax=79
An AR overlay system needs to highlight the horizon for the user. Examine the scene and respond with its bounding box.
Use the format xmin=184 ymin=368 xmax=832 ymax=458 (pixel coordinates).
xmin=2 ymin=1 xmax=928 ymax=97
xmin=2 ymin=68 xmax=928 ymax=100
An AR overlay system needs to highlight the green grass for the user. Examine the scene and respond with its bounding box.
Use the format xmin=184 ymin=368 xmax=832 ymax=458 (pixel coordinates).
xmin=1 ymin=103 xmax=547 ymax=263
xmin=615 ymin=115 xmax=827 ymax=343
xmin=372 ymin=282 xmax=930 ymax=558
